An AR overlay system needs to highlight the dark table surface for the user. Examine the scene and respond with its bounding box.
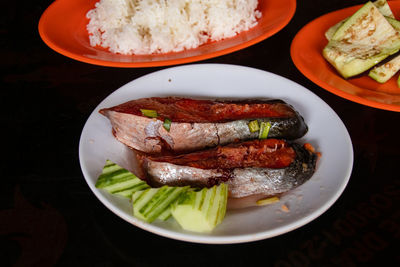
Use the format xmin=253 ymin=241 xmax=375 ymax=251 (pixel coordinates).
xmin=2 ymin=0 xmax=400 ymax=266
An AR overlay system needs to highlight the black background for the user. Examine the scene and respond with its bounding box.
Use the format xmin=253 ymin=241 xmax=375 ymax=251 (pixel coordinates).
xmin=1 ymin=0 xmax=400 ymax=266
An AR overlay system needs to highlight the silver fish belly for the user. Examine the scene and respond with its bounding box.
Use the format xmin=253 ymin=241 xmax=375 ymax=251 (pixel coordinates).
xmin=103 ymin=110 xmax=306 ymax=154
xmin=141 ymin=143 xmax=318 ymax=198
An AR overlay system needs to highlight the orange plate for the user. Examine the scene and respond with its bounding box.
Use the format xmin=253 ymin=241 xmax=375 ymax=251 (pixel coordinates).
xmin=38 ymin=0 xmax=296 ymax=68
xmin=291 ymin=1 xmax=400 ymax=112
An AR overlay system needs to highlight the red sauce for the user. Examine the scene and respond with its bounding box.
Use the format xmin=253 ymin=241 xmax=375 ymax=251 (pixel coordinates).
xmin=147 ymin=139 xmax=296 ymax=169
xmin=100 ymin=97 xmax=296 ymax=123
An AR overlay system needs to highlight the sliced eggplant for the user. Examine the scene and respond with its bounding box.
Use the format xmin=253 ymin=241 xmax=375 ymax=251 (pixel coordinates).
xmin=373 ymin=0 xmax=395 ymax=18
xmin=368 ymin=17 xmax=400 ymax=83
xmin=397 ymin=72 xmax=400 ymax=87
xmin=369 ymin=53 xmax=400 ymax=83
xmin=323 ymin=1 xmax=400 ymax=79
xmin=325 ymin=0 xmax=395 ymax=41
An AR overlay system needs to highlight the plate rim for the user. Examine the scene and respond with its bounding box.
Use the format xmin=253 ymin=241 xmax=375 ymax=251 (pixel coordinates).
xmin=290 ymin=1 xmax=400 ymax=112
xmin=78 ymin=63 xmax=354 ymax=244
xmin=38 ymin=0 xmax=296 ymax=68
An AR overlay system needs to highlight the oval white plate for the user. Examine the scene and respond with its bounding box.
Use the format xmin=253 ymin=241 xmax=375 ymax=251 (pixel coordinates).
xmin=79 ymin=64 xmax=353 ymax=244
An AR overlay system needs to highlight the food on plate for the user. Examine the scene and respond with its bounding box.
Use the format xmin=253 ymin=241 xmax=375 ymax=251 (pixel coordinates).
xmin=369 ymin=54 xmax=400 ymax=83
xmin=171 ymin=183 xmax=228 ymax=232
xmin=132 ymin=185 xmax=189 ymax=223
xmin=323 ymin=1 xmax=400 ymax=79
xmin=96 ymin=160 xmax=228 ymax=232
xmin=95 ymin=160 xmax=150 ymax=197
xmin=324 ymin=0 xmax=395 ymax=41
xmin=99 ymin=97 xmax=308 ymax=154
xmin=138 ymin=138 xmax=318 ymax=198
xmin=96 ymin=95 xmax=319 ymax=233
xmin=86 ymin=0 xmax=261 ymax=55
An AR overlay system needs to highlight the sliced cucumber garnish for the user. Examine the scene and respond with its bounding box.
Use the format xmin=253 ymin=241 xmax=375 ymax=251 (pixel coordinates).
xmin=171 ymin=183 xmax=228 ymax=233
xmin=132 ymin=186 xmax=189 ymax=223
xmin=96 ymin=161 xmax=229 ymax=231
xmin=95 ymin=160 xmax=150 ymax=197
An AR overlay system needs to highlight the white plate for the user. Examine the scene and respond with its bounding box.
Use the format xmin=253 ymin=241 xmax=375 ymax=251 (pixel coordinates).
xmin=79 ymin=64 xmax=353 ymax=244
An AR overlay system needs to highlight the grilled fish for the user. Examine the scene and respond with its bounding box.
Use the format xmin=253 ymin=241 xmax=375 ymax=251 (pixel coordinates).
xmin=100 ymin=97 xmax=308 ymax=154
xmin=138 ymin=139 xmax=318 ymax=198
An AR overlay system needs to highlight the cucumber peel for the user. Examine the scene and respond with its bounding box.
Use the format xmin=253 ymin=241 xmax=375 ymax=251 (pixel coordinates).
xmin=132 ymin=186 xmax=189 ymax=223
xmin=171 ymin=184 xmax=228 ymax=233
xmin=95 ymin=160 xmax=150 ymax=197
xmin=96 ymin=160 xmax=229 ymax=231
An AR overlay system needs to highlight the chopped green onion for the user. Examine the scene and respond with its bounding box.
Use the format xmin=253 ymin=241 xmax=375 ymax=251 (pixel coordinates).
xmin=140 ymin=109 xmax=158 ymax=118
xmin=248 ymin=120 xmax=260 ymax=133
xmin=163 ymin=118 xmax=172 ymax=132
xmin=259 ymin=121 xmax=271 ymax=139
xmin=256 ymin=196 xmax=280 ymax=206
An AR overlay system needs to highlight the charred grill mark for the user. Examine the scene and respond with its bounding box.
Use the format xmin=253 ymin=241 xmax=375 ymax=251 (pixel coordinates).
xmin=206 ymin=169 xmax=233 ymax=187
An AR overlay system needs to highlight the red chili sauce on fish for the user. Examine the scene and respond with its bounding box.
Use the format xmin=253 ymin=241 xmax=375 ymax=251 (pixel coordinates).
xmin=146 ymin=139 xmax=296 ymax=169
xmin=103 ymin=97 xmax=296 ymax=123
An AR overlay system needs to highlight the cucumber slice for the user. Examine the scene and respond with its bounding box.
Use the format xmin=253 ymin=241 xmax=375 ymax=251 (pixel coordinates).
xmin=325 ymin=0 xmax=395 ymax=41
xmin=158 ymin=208 xmax=172 ymax=221
xmin=95 ymin=160 xmax=150 ymax=197
xmin=171 ymin=183 xmax=228 ymax=233
xmin=132 ymin=186 xmax=189 ymax=223
xmin=323 ymin=1 xmax=400 ymax=78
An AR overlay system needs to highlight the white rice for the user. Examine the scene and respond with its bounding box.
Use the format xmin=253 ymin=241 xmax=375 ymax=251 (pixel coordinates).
xmin=86 ymin=0 xmax=261 ymax=55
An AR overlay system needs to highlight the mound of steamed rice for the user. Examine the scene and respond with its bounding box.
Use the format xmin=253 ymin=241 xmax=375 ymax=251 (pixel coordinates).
xmin=86 ymin=0 xmax=261 ymax=55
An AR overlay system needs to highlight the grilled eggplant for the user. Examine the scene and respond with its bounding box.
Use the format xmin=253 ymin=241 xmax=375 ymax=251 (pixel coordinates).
xmin=100 ymin=97 xmax=308 ymax=154
xmin=138 ymin=139 xmax=318 ymax=198
xmin=325 ymin=0 xmax=396 ymax=41
xmin=323 ymin=1 xmax=400 ymax=79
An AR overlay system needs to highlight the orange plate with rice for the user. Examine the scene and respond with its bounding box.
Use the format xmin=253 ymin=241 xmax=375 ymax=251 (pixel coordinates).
xmin=38 ymin=0 xmax=296 ymax=68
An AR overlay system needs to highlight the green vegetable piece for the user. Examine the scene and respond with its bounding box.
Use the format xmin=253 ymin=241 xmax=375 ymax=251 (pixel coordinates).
xmin=373 ymin=0 xmax=395 ymax=18
xmin=248 ymin=120 xmax=260 ymax=133
xmin=140 ymin=109 xmax=158 ymax=118
xmin=323 ymin=1 xmax=400 ymax=79
xmin=95 ymin=160 xmax=150 ymax=197
xmin=157 ymin=208 xmax=172 ymax=221
xmin=386 ymin=16 xmax=400 ymax=31
xmin=132 ymin=186 xmax=189 ymax=223
xmin=171 ymin=183 xmax=228 ymax=233
xmin=256 ymin=196 xmax=280 ymax=206
xmin=368 ymin=17 xmax=400 ymax=83
xmin=259 ymin=121 xmax=271 ymax=139
xmin=397 ymin=73 xmax=400 ymax=87
xmin=325 ymin=0 xmax=395 ymax=41
xmin=369 ymin=54 xmax=400 ymax=83
xmin=163 ymin=118 xmax=172 ymax=132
